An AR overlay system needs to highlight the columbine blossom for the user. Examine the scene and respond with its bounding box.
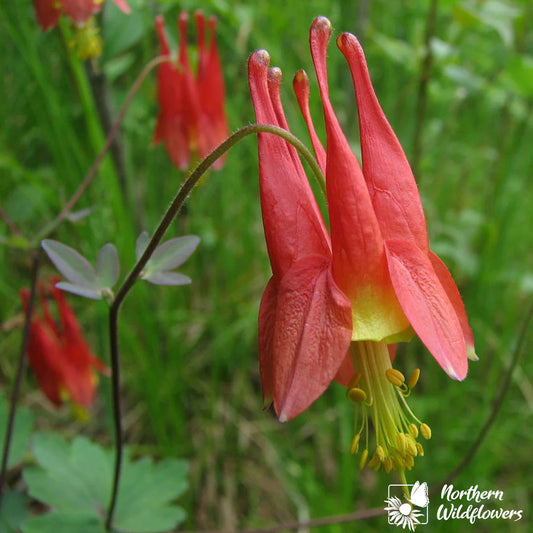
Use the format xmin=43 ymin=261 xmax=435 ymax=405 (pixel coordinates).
xmin=249 ymin=17 xmax=476 ymax=475
xmin=21 ymin=280 xmax=109 ymax=413
xmin=154 ymin=12 xmax=228 ymax=170
xmin=33 ymin=0 xmax=130 ymax=31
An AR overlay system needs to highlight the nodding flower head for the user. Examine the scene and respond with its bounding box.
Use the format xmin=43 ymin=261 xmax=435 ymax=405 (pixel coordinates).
xmin=21 ymin=279 xmax=109 ymax=417
xmin=249 ymin=17 xmax=476 ymax=476
xmin=153 ymin=11 xmax=228 ymax=171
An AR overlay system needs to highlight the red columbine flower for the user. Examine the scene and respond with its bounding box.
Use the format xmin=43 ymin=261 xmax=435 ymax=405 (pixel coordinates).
xmin=249 ymin=17 xmax=476 ymax=475
xmin=33 ymin=0 xmax=130 ymax=31
xmin=21 ymin=280 xmax=109 ymax=412
xmin=153 ymin=12 xmax=228 ymax=170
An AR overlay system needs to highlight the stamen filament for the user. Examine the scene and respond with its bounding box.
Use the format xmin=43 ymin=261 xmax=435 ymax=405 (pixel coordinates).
xmin=347 ymin=340 xmax=431 ymax=475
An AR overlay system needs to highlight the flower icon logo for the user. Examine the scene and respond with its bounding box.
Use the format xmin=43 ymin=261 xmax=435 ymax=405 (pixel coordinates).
xmin=385 ymin=481 xmax=429 ymax=530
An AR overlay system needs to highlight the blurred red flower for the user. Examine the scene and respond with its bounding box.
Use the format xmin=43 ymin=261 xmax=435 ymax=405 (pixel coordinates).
xmin=21 ymin=280 xmax=109 ymax=410
xmin=33 ymin=0 xmax=130 ymax=31
xmin=154 ymin=12 xmax=228 ymax=170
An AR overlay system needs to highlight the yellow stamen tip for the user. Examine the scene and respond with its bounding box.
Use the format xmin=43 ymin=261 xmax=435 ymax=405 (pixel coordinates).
xmin=385 ymin=368 xmax=405 ymax=387
xmin=347 ymin=387 xmax=367 ymax=403
xmin=408 ymin=423 xmax=419 ymax=438
xmin=420 ymin=423 xmax=432 ymax=440
xmin=405 ymin=435 xmax=417 ymax=457
xmin=350 ymin=434 xmax=360 ymax=455
xmin=416 ymin=443 xmax=425 ymax=456
xmin=376 ymin=445 xmax=386 ymax=462
xmin=408 ymin=368 xmax=421 ymax=389
xmin=359 ymin=449 xmax=369 ymax=470
xmin=396 ymin=432 xmax=406 ymax=454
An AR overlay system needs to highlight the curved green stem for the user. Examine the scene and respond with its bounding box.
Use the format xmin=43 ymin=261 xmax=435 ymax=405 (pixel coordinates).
xmin=104 ymin=123 xmax=323 ymax=530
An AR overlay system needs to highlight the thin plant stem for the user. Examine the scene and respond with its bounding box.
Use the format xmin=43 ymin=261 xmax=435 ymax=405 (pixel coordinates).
xmin=36 ymin=55 xmax=172 ymax=242
xmin=431 ymin=297 xmax=533 ymax=496
xmin=0 ymin=252 xmax=42 ymax=505
xmin=104 ymin=123 xmax=325 ymax=530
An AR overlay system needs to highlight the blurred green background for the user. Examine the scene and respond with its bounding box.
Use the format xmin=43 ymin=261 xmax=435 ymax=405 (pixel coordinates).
xmin=1 ymin=0 xmax=532 ymax=531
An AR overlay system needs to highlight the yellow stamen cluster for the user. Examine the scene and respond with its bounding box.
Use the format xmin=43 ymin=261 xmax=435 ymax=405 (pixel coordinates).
xmin=347 ymin=341 xmax=431 ymax=474
xmin=69 ymin=18 xmax=103 ymax=60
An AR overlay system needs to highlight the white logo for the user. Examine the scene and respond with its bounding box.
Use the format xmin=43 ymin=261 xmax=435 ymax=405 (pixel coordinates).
xmin=385 ymin=481 xmax=429 ymax=530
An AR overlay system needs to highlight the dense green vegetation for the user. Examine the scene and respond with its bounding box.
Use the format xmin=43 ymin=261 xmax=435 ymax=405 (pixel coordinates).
xmin=1 ymin=1 xmax=532 ymax=531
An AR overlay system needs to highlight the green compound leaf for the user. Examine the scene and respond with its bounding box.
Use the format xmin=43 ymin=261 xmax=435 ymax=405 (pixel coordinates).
xmin=114 ymin=457 xmax=188 ymax=532
xmin=0 ymin=395 xmax=34 ymax=469
xmin=22 ymin=513 xmax=105 ymax=533
xmin=0 ymin=491 xmax=29 ymax=533
xmin=23 ymin=433 xmax=188 ymax=533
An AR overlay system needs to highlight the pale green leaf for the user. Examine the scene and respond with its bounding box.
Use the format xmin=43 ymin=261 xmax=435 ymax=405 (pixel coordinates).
xmin=142 ymin=271 xmax=192 ymax=286
xmin=41 ymin=240 xmax=98 ymax=289
xmin=96 ymin=243 xmax=120 ymax=289
xmin=146 ymin=236 xmax=200 ymax=272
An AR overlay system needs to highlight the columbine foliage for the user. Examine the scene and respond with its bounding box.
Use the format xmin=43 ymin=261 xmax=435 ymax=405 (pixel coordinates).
xmin=42 ymin=234 xmax=200 ymax=297
xmin=41 ymin=240 xmax=119 ymax=300
xmin=22 ymin=433 xmax=188 ymax=533
xmin=136 ymin=232 xmax=200 ymax=286
xmin=0 ymin=491 xmax=29 ymax=533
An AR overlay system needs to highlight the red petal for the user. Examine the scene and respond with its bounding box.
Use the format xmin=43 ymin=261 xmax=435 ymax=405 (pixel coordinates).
xmin=248 ymin=49 xmax=331 ymax=277
xmin=155 ymin=17 xmax=183 ymax=115
xmin=268 ymin=255 xmax=352 ymax=421
xmin=160 ymin=115 xmax=191 ymax=171
xmin=50 ymin=285 xmax=106 ymax=406
xmin=178 ymin=12 xmax=208 ymax=162
xmin=27 ymin=322 xmax=65 ymax=406
xmin=258 ymin=277 xmax=278 ymax=408
xmin=32 ymin=0 xmax=61 ymax=31
xmin=309 ymin=18 xmax=386 ymax=300
xmin=61 ymin=0 xmax=96 ymax=26
xmin=429 ymin=251 xmax=476 ymax=359
xmin=337 ymin=33 xmax=429 ymax=252
xmin=384 ymin=239 xmax=468 ymax=380
xmin=196 ymin=14 xmax=228 ymax=168
xmin=292 ymin=70 xmax=326 ymax=174
xmin=154 ymin=16 xmax=191 ymax=168
xmin=333 ymin=353 xmax=353 ymax=386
